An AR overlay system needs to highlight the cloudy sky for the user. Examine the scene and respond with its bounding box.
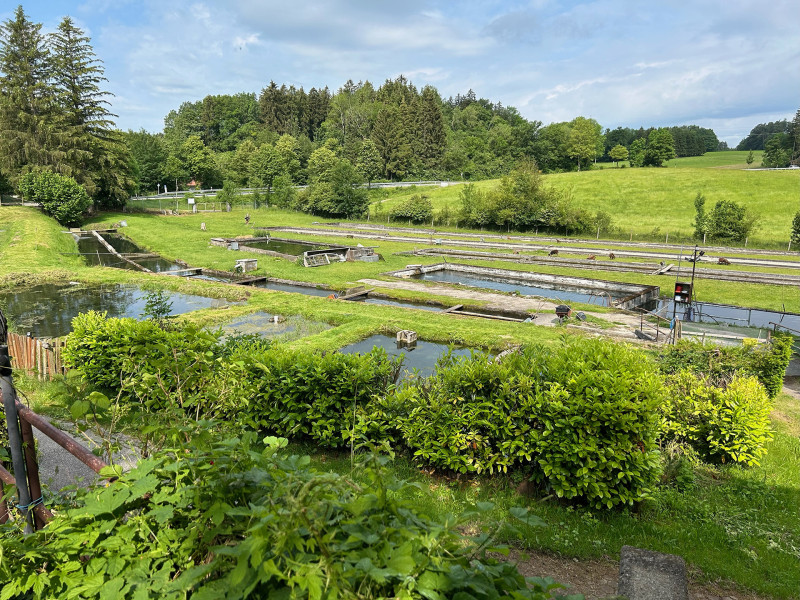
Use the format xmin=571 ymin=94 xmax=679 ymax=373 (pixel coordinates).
xmin=7 ymin=1 xmax=798 ymax=146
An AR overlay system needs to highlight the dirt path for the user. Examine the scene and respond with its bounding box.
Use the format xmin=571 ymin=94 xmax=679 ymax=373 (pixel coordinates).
xmin=358 ymin=278 xmax=645 ymax=340
xmin=508 ymin=550 xmax=771 ymax=600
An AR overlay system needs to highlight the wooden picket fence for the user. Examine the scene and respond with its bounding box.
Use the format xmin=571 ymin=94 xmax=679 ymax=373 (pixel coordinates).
xmin=7 ymin=333 xmax=66 ymax=380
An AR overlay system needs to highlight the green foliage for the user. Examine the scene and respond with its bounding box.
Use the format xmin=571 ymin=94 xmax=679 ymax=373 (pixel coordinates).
xmin=661 ymin=371 xmax=773 ymax=465
xmin=389 ymin=194 xmax=433 ymax=223
xmin=362 ymin=338 xmax=663 ymax=508
xmin=708 ymin=199 xmax=759 ymax=241
xmin=762 ymin=133 xmax=792 ymax=168
xmin=457 ymin=163 xmax=605 ymax=234
xmin=609 ymin=143 xmax=628 ymax=166
xmin=656 ymin=336 xmax=793 ymax=399
xmin=140 ymin=289 xmax=174 ymax=327
xmin=643 ymin=128 xmax=676 ymax=167
xmin=63 ymin=312 xmax=224 ymax=417
xmin=303 ymin=158 xmax=369 ymax=218
xmin=19 ymin=169 xmax=91 ymax=226
xmin=0 ymin=433 xmax=562 ymax=600
xmin=792 ymin=211 xmax=800 ymax=246
xmin=222 ymin=343 xmax=401 ymax=447
xmin=692 ymin=194 xmax=758 ymax=242
xmin=63 ymin=313 xmax=400 ymax=446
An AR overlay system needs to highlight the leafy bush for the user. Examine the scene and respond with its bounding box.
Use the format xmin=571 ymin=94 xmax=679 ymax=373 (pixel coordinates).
xmin=19 ymin=169 xmax=92 ymax=227
xmin=692 ymin=193 xmax=759 ymax=242
xmin=657 ymin=335 xmax=792 ymax=399
xmin=661 ymin=371 xmax=773 ymax=465
xmin=63 ymin=313 xmax=401 ymax=446
xmin=389 ymin=194 xmax=433 ymax=223
xmin=221 ymin=343 xmax=401 ymax=447
xmin=63 ymin=312 xmax=225 ymax=417
xmin=0 ymin=433 xmax=563 ymax=599
xmin=362 ymin=338 xmax=663 ymax=508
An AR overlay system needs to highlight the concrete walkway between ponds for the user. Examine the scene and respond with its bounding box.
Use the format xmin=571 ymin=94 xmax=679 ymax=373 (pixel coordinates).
xmin=357 ymin=278 xmax=645 ymax=341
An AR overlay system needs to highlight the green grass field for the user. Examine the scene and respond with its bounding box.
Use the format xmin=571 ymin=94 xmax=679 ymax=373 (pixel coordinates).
xmin=373 ymin=152 xmax=799 ymax=248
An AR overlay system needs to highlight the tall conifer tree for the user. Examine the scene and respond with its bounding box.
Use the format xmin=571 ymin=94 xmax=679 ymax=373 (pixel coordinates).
xmin=50 ymin=16 xmax=132 ymax=206
xmin=0 ymin=5 xmax=65 ymax=183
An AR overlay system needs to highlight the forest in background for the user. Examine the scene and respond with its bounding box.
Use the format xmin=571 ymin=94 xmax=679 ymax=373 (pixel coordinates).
xmin=2 ymin=4 xmax=799 ymax=217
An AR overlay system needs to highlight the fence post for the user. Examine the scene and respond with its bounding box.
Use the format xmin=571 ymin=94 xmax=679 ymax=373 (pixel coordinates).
xmin=1 ymin=346 xmax=34 ymax=534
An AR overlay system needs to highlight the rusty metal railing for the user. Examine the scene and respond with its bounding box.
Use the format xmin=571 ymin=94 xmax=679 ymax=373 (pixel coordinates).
xmin=1 ymin=310 xmax=110 ymax=531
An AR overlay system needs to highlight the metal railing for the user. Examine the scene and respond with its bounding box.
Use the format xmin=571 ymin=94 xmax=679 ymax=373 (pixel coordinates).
xmin=1 ymin=313 xmax=110 ymax=532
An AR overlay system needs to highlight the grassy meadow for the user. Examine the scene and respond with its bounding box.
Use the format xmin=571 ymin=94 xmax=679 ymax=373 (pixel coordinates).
xmin=373 ymin=152 xmax=800 ymax=248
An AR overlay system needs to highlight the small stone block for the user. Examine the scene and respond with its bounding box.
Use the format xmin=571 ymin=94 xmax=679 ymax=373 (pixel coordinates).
xmin=618 ymin=545 xmax=688 ymax=600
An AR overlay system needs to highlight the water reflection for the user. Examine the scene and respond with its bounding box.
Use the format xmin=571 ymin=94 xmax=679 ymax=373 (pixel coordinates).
xmin=340 ymin=334 xmax=475 ymax=380
xmin=0 ymin=283 xmax=236 ymax=338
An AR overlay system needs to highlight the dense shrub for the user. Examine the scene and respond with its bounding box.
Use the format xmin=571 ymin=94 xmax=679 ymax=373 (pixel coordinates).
xmin=661 ymin=371 xmax=773 ymax=465
xmin=360 ymin=338 xmax=663 ymax=508
xmin=63 ymin=312 xmax=223 ymax=416
xmin=389 ymin=194 xmax=433 ymax=223
xmin=657 ymin=335 xmax=793 ymax=399
xmin=0 ymin=433 xmax=561 ymax=599
xmin=19 ymin=169 xmax=92 ymax=227
xmin=222 ymin=343 xmax=401 ymax=447
xmin=64 ymin=313 xmax=401 ymax=446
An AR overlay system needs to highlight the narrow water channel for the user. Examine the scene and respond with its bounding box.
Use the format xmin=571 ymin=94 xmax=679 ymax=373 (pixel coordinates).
xmin=412 ymin=270 xmax=614 ymax=305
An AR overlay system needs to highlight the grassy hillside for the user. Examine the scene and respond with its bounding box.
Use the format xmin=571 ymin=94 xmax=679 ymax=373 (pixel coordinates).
xmin=373 ymin=152 xmax=799 ymax=247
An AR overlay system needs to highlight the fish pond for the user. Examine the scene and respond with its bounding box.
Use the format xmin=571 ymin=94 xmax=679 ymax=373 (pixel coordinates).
xmin=339 ymin=334 xmax=477 ymax=381
xmin=219 ymin=311 xmax=331 ymax=343
xmin=0 ymin=283 xmax=238 ymax=338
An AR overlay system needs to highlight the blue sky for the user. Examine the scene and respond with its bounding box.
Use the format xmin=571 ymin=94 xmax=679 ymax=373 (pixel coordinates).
xmin=8 ymin=1 xmax=799 ymax=146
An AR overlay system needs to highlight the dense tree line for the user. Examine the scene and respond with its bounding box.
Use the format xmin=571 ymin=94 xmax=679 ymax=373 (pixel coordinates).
xmin=603 ymin=125 xmax=720 ymax=160
xmin=139 ymin=76 xmax=727 ymax=204
xmin=0 ymin=5 xmax=133 ymax=208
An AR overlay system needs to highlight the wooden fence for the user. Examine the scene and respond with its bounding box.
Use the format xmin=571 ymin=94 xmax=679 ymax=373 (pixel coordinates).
xmin=7 ymin=333 xmax=66 ymax=380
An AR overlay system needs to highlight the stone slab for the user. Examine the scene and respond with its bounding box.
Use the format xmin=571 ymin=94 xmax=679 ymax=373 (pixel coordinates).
xmin=618 ymin=545 xmax=688 ymax=600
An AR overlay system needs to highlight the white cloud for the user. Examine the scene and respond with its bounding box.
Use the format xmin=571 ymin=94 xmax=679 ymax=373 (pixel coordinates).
xmin=66 ymin=0 xmax=798 ymax=143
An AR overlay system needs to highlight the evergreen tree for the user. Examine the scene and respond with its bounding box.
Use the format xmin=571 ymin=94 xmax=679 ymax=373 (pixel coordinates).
xmin=415 ymin=86 xmax=446 ymax=173
xmin=0 ymin=5 xmax=65 ymax=184
xmin=51 ymin=16 xmax=133 ymax=207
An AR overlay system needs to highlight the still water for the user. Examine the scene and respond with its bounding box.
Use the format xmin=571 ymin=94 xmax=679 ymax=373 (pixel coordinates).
xmin=242 ymin=240 xmax=326 ymax=256
xmin=412 ymin=270 xmax=614 ymax=305
xmin=0 ymin=283 xmax=236 ymax=338
xmin=652 ymin=299 xmax=800 ymax=331
xmin=76 ymin=234 xmax=181 ymax=272
xmin=339 ymin=334 xmax=476 ymax=380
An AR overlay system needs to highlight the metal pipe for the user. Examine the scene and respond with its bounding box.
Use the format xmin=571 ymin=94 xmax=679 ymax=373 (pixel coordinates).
xmin=15 ymin=401 xmax=109 ymax=475
xmin=0 ymin=463 xmax=52 ymax=525
xmin=1 ymin=347 xmax=34 ymax=533
xmin=19 ymin=416 xmax=47 ymax=529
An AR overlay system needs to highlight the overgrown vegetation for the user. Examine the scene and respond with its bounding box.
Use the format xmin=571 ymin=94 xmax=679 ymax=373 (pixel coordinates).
xmin=0 ymin=433 xmax=566 ymax=600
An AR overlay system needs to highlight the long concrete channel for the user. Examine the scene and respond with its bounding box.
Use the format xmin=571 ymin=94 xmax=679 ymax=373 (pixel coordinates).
xmin=264 ymin=226 xmax=800 ymax=272
xmin=407 ymin=248 xmax=800 ymax=287
xmin=317 ymin=222 xmax=800 ymax=259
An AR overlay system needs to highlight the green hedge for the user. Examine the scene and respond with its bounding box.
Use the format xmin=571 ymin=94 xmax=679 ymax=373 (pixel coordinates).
xmin=657 ymin=335 xmax=793 ymax=399
xmin=64 ymin=313 xmax=400 ymax=447
xmin=661 ymin=370 xmax=774 ymax=465
xmin=220 ymin=344 xmax=400 ymax=448
xmin=359 ymin=338 xmax=663 ymax=509
xmin=63 ymin=311 xmax=223 ymax=415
